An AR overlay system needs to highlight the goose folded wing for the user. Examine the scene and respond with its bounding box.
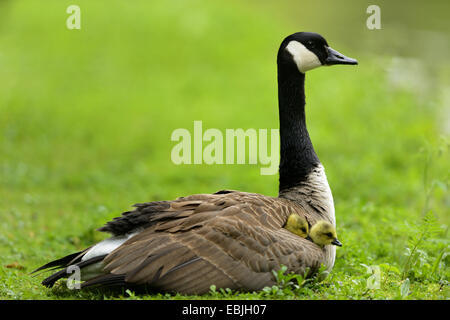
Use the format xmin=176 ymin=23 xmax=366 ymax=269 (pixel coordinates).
xmin=85 ymin=192 xmax=325 ymax=294
xmin=97 ymin=190 xmax=306 ymax=235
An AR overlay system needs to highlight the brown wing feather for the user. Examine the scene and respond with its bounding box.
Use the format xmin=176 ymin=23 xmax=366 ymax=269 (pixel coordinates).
xmin=88 ymin=191 xmax=326 ymax=294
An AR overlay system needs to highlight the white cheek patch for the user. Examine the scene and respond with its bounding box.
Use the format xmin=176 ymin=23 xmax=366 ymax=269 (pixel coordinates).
xmin=286 ymin=41 xmax=322 ymax=73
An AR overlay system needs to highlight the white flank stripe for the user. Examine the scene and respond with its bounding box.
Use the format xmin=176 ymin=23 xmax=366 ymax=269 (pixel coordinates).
xmin=82 ymin=232 xmax=139 ymax=261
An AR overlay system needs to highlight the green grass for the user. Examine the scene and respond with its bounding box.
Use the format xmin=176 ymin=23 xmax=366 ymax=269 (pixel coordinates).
xmin=0 ymin=0 xmax=449 ymax=300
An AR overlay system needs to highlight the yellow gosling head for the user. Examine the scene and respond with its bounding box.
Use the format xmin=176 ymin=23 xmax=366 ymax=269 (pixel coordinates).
xmin=285 ymin=213 xmax=309 ymax=238
xmin=309 ymin=220 xmax=342 ymax=248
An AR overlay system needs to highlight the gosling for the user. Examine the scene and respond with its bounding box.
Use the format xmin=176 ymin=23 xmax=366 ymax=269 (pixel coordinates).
xmin=284 ymin=213 xmax=309 ymax=238
xmin=308 ymin=220 xmax=342 ymax=248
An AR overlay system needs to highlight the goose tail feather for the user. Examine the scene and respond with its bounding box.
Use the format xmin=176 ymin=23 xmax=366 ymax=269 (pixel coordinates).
xmin=41 ymin=254 xmax=107 ymax=288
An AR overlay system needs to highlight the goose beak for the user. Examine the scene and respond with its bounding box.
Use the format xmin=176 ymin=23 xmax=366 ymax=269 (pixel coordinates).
xmin=325 ymin=47 xmax=358 ymax=66
xmin=331 ymin=239 xmax=343 ymax=247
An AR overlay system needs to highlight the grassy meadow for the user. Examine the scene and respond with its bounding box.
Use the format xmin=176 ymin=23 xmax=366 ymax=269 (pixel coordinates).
xmin=0 ymin=0 xmax=449 ymax=300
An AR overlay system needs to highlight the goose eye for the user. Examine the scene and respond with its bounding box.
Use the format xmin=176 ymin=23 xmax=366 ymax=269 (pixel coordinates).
xmin=326 ymin=232 xmax=332 ymax=237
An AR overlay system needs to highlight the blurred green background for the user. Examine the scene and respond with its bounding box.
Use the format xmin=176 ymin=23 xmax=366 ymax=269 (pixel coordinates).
xmin=0 ymin=0 xmax=448 ymax=299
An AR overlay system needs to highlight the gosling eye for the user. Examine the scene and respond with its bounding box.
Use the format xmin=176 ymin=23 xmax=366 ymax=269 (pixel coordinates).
xmin=326 ymin=232 xmax=333 ymax=237
xmin=301 ymin=228 xmax=307 ymax=232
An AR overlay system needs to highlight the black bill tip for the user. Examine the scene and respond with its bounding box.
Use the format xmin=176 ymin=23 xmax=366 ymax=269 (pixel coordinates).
xmin=325 ymin=47 xmax=358 ymax=66
xmin=331 ymin=239 xmax=343 ymax=247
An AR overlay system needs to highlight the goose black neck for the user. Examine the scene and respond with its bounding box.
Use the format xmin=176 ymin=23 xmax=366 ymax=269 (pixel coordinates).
xmin=278 ymin=66 xmax=320 ymax=192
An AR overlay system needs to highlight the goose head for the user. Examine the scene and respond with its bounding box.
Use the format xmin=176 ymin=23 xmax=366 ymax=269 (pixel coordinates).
xmin=285 ymin=213 xmax=309 ymax=238
xmin=278 ymin=32 xmax=358 ymax=74
xmin=309 ymin=220 xmax=342 ymax=248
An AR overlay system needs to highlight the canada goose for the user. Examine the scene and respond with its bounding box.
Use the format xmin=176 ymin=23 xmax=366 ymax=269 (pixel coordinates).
xmin=284 ymin=213 xmax=309 ymax=238
xmin=34 ymin=32 xmax=357 ymax=294
xmin=308 ymin=221 xmax=343 ymax=248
